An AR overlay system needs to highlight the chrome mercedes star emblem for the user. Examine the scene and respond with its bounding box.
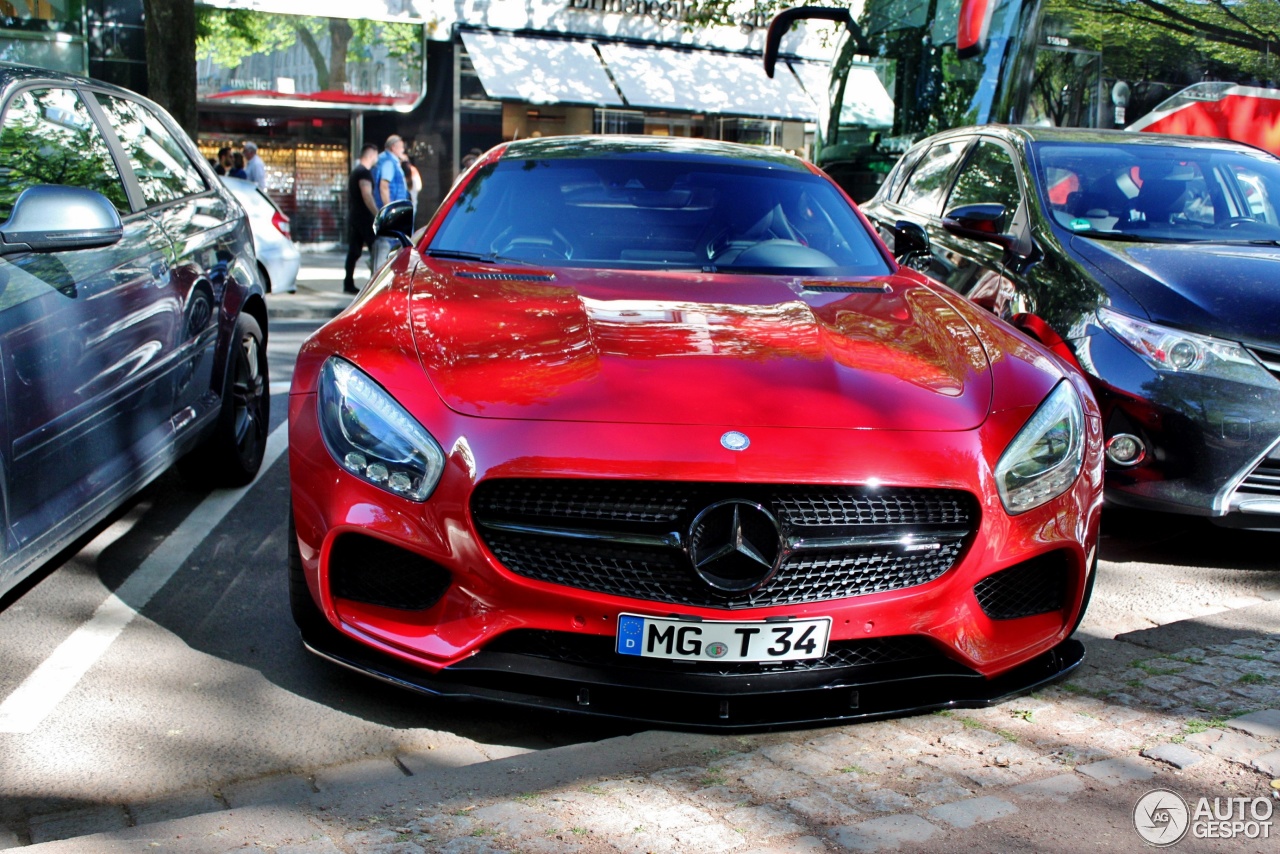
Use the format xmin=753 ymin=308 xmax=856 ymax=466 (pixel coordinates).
xmin=687 ymin=500 xmax=783 ymax=594
xmin=721 ymin=431 xmax=750 ymax=451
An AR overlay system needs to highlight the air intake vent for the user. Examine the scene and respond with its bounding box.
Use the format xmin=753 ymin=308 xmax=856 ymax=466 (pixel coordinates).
xmin=329 ymin=534 xmax=451 ymax=610
xmin=973 ymin=552 xmax=1068 ymax=620
xmin=454 ymin=271 xmax=554 ymax=282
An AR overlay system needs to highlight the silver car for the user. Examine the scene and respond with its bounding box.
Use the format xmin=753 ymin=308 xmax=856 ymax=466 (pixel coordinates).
xmin=222 ymin=176 xmax=300 ymax=294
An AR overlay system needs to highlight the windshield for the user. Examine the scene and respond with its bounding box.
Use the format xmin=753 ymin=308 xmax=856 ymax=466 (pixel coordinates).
xmin=1033 ymin=142 xmax=1280 ymax=244
xmin=429 ymin=156 xmax=892 ymax=276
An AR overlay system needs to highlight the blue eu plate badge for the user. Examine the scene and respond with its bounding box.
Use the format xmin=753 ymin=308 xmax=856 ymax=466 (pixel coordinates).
xmin=617 ymin=615 xmax=645 ymax=656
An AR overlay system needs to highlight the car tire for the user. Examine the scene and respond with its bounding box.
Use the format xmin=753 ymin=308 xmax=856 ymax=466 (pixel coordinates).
xmin=180 ymin=313 xmax=269 ymax=487
xmin=288 ymin=505 xmax=329 ymax=635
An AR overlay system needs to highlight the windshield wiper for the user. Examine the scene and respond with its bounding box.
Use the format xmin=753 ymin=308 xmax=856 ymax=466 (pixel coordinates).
xmin=425 ymin=248 xmax=536 ymax=266
xmin=1075 ymin=231 xmax=1181 ymax=244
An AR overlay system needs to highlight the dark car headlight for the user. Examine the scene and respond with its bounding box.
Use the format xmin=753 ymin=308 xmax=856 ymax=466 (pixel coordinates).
xmin=996 ymin=381 xmax=1085 ymax=515
xmin=318 ymin=357 xmax=445 ymax=502
xmin=1098 ymin=308 xmax=1274 ymax=386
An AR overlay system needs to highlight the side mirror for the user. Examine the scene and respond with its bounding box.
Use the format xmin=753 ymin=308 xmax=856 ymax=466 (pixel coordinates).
xmin=942 ymin=203 xmax=1015 ymax=249
xmin=374 ymin=200 xmax=414 ymax=248
xmin=0 ymin=186 xmax=123 ymax=256
xmin=891 ymin=220 xmax=930 ymax=258
xmin=763 ymin=7 xmax=866 ymax=78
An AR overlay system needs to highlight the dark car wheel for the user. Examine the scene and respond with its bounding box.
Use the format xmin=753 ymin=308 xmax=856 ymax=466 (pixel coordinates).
xmin=181 ymin=313 xmax=269 ymax=486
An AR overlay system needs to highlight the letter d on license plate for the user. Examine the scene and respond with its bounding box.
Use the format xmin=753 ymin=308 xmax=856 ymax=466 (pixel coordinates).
xmin=616 ymin=614 xmax=831 ymax=662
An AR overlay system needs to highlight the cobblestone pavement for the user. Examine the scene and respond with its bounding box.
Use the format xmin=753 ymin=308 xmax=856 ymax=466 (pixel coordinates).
xmin=319 ymin=636 xmax=1279 ymax=854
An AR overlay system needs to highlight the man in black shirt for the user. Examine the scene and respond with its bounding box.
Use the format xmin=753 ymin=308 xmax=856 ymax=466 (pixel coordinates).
xmin=344 ymin=143 xmax=380 ymax=294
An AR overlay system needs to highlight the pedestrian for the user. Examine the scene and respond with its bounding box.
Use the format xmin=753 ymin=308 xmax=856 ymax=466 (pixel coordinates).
xmin=403 ymin=155 xmax=422 ymax=216
xmin=370 ymin=134 xmax=410 ymax=271
xmin=215 ymin=146 xmax=232 ymax=176
xmin=229 ymin=152 xmax=247 ymax=180
xmin=243 ymin=141 xmax=267 ymax=191
xmin=344 ymin=143 xmax=380 ymax=294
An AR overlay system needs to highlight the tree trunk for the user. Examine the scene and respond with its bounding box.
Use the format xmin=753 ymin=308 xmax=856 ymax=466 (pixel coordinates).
xmin=329 ymin=19 xmax=353 ymax=90
xmin=296 ymin=26 xmax=330 ymax=92
xmin=143 ymin=0 xmax=197 ymax=136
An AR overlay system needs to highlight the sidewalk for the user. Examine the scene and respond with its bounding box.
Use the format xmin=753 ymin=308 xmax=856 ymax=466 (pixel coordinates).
xmin=264 ymin=249 xmax=364 ymax=322
xmin=20 ymin=604 xmax=1280 ymax=853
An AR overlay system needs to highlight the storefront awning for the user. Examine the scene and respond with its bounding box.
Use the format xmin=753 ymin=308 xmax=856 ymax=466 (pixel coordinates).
xmin=595 ymin=43 xmax=817 ymax=121
xmin=460 ymin=31 xmax=625 ymax=106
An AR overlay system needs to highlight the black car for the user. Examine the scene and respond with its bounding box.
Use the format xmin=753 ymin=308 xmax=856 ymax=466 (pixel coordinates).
xmin=0 ymin=66 xmax=268 ymax=599
xmin=861 ymin=126 xmax=1280 ymax=528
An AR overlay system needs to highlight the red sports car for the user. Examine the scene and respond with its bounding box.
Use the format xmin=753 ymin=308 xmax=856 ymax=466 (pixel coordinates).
xmin=288 ymin=137 xmax=1104 ymax=728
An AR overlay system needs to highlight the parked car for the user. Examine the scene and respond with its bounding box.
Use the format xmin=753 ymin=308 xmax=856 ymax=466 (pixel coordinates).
xmin=0 ymin=67 xmax=269 ymax=601
xmin=861 ymin=126 xmax=1280 ymax=530
xmin=287 ymin=136 xmax=1103 ymax=728
xmin=221 ymin=175 xmax=299 ymax=294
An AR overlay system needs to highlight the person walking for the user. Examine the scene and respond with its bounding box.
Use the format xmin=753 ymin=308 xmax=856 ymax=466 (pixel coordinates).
xmin=343 ymin=143 xmax=380 ymax=294
xmin=229 ymin=152 xmax=247 ymax=180
xmin=243 ymin=141 xmax=267 ymax=191
xmin=370 ymin=134 xmax=410 ymax=271
xmin=215 ymin=146 xmax=232 ymax=176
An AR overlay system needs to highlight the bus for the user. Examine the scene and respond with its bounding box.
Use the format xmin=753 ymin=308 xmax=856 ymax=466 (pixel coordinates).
xmin=764 ymin=1 xmax=1280 ymax=201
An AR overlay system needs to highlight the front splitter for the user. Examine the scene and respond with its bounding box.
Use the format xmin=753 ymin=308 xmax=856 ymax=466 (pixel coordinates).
xmin=300 ymin=618 xmax=1085 ymax=731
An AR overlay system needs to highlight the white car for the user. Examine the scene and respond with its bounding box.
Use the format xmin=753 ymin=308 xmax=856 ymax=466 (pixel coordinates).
xmin=221 ymin=176 xmax=300 ymax=293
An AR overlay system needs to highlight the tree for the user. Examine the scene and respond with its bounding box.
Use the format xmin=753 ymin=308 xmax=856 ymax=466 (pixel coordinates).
xmin=144 ymin=0 xmax=197 ymax=136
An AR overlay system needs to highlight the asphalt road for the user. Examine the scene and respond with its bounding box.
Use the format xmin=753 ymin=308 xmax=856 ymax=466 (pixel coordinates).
xmin=0 ymin=260 xmax=1277 ymax=846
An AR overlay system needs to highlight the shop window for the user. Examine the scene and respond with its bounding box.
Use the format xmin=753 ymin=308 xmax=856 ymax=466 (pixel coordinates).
xmin=595 ymin=109 xmax=644 ymax=135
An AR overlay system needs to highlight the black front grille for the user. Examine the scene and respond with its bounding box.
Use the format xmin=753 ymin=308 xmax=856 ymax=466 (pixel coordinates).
xmin=486 ymin=629 xmax=939 ymax=675
xmin=329 ymin=534 xmax=452 ymax=610
xmin=973 ymin=552 xmax=1068 ymax=620
xmin=1247 ymin=345 xmax=1280 ymax=383
xmin=472 ymin=480 xmax=977 ymax=609
xmin=1233 ymin=454 xmax=1280 ymax=499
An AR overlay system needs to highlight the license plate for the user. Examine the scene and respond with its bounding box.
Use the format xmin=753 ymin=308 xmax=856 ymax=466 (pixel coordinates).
xmin=616 ymin=614 xmax=831 ymax=662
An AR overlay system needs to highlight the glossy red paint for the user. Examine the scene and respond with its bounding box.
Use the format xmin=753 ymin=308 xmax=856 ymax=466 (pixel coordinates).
xmin=288 ymin=139 xmax=1104 ymax=726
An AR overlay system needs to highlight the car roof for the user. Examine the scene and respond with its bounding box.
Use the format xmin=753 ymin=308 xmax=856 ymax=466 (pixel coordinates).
xmin=925 ymin=123 xmax=1268 ymax=155
xmin=498 ymin=135 xmax=811 ymax=171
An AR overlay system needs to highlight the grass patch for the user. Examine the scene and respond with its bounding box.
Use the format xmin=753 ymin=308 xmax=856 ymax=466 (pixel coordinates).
xmin=700 ymin=769 xmax=728 ymax=787
xmin=1184 ymin=717 xmax=1227 ymax=734
xmin=1170 ymin=654 xmax=1205 ymax=665
xmin=958 ymin=716 xmax=986 ymax=730
xmin=995 ymin=729 xmax=1020 ymax=743
xmin=1235 ymin=653 xmax=1264 ymax=662
xmin=1238 ymin=673 xmax=1267 ymax=685
xmin=514 ymin=792 xmax=539 ymax=803
xmin=839 ymin=764 xmax=868 ymax=775
xmin=571 ymin=827 xmax=589 ymax=836
xmin=581 ymin=784 xmax=607 ymax=795
xmin=1011 ymin=709 xmax=1035 ymax=722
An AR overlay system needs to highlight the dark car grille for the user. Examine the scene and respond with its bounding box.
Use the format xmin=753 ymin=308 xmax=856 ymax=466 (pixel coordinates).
xmin=1232 ymin=453 xmax=1280 ymax=499
xmin=471 ymin=480 xmax=977 ymax=609
xmin=973 ymin=552 xmax=1068 ymax=621
xmin=486 ymin=629 xmax=940 ymax=676
xmin=1246 ymin=345 xmax=1280 ymax=383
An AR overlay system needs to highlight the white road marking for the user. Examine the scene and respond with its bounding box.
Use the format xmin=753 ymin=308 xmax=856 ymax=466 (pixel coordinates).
xmin=0 ymin=422 xmax=289 ymax=735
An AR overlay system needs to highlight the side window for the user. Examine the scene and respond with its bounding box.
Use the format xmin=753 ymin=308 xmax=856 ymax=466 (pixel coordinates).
xmin=94 ymin=94 xmax=205 ymax=207
xmin=896 ymin=139 xmax=969 ymax=217
xmin=881 ymin=145 xmax=927 ymax=203
xmin=0 ymin=87 xmax=130 ymax=221
xmin=945 ymin=140 xmax=1022 ymax=232
xmin=1230 ymin=164 xmax=1278 ymax=224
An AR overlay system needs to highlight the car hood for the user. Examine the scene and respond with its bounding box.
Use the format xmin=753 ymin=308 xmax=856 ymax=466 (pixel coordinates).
xmin=1071 ymin=237 xmax=1280 ymax=343
xmin=408 ymin=263 xmax=994 ymax=430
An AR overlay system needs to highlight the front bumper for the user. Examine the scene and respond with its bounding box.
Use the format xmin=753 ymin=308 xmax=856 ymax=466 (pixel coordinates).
xmin=300 ymin=612 xmax=1085 ymax=730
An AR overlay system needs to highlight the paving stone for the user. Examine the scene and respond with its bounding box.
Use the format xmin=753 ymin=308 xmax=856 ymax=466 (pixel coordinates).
xmin=1185 ymin=729 xmax=1271 ymax=763
xmin=739 ymin=837 xmax=828 ymax=854
xmin=738 ymin=766 xmax=817 ymax=801
xmin=1142 ymin=744 xmax=1205 ymax=769
xmin=1230 ymin=683 xmax=1278 ymax=702
xmin=1226 ymin=709 xmax=1280 ymax=739
xmin=759 ymin=742 xmax=839 ymax=778
xmin=928 ymin=796 xmax=1018 ymax=829
xmin=830 ymin=815 xmax=940 ymax=852
xmin=1009 ymin=773 xmax=1085 ymax=799
xmin=1100 ymin=707 xmax=1147 ymax=726
xmin=858 ymin=789 xmax=916 ymax=812
xmin=914 ymin=778 xmax=974 ymax=806
xmin=1088 ymin=727 xmax=1146 ymax=753
xmin=724 ymin=804 xmax=807 ymax=839
xmin=1142 ymin=675 xmax=1190 ymax=693
xmin=980 ymin=743 xmax=1042 ymax=768
xmin=28 ymin=805 xmax=130 ymax=845
xmin=0 ymin=828 xmax=19 ymax=850
xmin=314 ymin=757 xmax=409 ymax=791
xmin=223 ymin=773 xmax=315 ymax=808
xmin=688 ymin=785 xmax=750 ymax=812
xmin=784 ymin=791 xmax=862 ymax=826
xmin=939 ymin=729 xmax=1005 ymax=754
xmin=1179 ymin=665 xmax=1225 ymax=685
xmin=1075 ymin=757 xmax=1156 ymax=787
xmin=1252 ymin=750 xmax=1280 ymax=776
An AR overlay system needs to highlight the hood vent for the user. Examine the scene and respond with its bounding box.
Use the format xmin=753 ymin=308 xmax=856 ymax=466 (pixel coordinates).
xmin=801 ymin=283 xmax=890 ymax=294
xmin=454 ymin=271 xmax=555 ymax=282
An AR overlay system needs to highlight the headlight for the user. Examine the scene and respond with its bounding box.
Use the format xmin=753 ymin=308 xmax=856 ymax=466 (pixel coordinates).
xmin=1097 ymin=307 xmax=1272 ymax=385
xmin=996 ymin=381 xmax=1085 ymax=514
xmin=318 ymin=358 xmax=445 ymax=502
